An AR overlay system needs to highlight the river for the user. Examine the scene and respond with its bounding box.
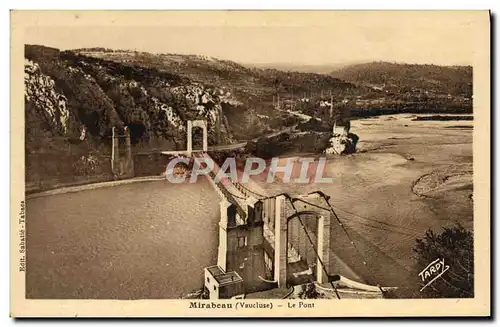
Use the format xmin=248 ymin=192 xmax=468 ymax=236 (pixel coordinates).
xmin=26 ymin=178 xmax=220 ymax=299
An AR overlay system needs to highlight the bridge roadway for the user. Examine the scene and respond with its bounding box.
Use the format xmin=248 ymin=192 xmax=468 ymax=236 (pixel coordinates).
xmin=160 ymin=142 xmax=248 ymax=156
xmin=158 ymin=125 xmax=297 ymax=157
xmin=193 ymin=152 xmax=249 ymax=224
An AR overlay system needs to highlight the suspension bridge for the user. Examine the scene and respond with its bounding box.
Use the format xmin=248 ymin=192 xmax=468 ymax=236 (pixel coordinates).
xmin=165 ymin=120 xmax=416 ymax=299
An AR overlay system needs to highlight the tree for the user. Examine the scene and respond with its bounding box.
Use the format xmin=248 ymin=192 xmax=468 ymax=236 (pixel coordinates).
xmin=413 ymin=225 xmax=474 ymax=298
xmin=298 ymin=283 xmax=321 ymax=299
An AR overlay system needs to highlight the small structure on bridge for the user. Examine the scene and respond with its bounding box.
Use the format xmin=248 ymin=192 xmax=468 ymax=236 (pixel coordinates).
xmin=325 ymin=101 xmax=357 ymax=155
xmin=204 ymin=265 xmax=245 ymax=300
xmin=332 ymin=120 xmax=348 ymax=137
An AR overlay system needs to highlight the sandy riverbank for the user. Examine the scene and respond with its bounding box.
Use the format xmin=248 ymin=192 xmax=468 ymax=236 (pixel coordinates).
xmin=257 ymin=114 xmax=473 ymax=290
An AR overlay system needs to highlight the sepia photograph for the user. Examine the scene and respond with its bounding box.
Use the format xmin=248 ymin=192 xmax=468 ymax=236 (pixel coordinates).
xmin=10 ymin=10 xmax=490 ymax=317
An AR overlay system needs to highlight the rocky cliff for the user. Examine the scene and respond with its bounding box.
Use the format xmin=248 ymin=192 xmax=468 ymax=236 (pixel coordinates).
xmin=25 ymin=45 xmax=234 ymax=147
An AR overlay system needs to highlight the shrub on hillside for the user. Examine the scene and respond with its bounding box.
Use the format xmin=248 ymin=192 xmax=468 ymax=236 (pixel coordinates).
xmin=297 ymin=118 xmax=331 ymax=132
xmin=413 ymin=225 xmax=474 ymax=298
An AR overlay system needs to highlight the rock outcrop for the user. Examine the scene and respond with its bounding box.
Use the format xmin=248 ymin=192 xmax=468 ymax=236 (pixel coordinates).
xmin=25 ymin=59 xmax=70 ymax=134
xmin=324 ymin=126 xmax=358 ymax=155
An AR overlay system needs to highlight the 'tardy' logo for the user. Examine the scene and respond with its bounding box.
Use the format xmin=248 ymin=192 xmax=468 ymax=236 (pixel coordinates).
xmin=418 ymin=258 xmax=450 ymax=292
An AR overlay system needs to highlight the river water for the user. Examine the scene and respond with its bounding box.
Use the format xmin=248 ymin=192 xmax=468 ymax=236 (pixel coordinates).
xmin=26 ymin=179 xmax=220 ymax=299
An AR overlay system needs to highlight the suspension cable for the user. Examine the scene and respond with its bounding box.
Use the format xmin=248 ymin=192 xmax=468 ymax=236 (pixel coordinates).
xmin=284 ymin=195 xmax=341 ymax=299
xmin=294 ymin=197 xmax=419 ymax=235
xmin=236 ymin=182 xmax=275 ymax=200
xmin=223 ymin=188 xmax=248 ymax=200
xmin=304 ymin=194 xmax=369 ymax=268
xmin=327 ymin=202 xmax=420 ymax=234
xmin=238 ymin=181 xmax=417 ymax=235
xmin=230 ymin=183 xmax=411 ymax=294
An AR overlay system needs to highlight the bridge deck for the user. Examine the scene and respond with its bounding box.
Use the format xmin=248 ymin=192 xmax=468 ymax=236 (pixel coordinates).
xmin=160 ymin=142 xmax=247 ymax=156
xmin=194 ymin=152 xmax=249 ymax=223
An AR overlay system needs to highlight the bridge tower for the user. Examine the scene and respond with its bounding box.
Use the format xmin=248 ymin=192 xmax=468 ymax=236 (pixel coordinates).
xmin=187 ymin=120 xmax=208 ymax=155
xmin=111 ymin=126 xmax=134 ymax=179
xmin=215 ymin=107 xmax=221 ymax=145
xmin=203 ymin=157 xmax=270 ymax=298
xmin=273 ymin=194 xmax=332 ymax=288
xmin=216 ymin=197 xmax=269 ymax=294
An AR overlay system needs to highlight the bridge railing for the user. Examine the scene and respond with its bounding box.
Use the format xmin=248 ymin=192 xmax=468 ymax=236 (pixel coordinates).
xmin=196 ymin=152 xmax=247 ymax=226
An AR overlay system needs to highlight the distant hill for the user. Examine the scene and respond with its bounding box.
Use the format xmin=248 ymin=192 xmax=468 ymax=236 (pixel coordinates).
xmin=72 ymin=48 xmax=357 ymax=109
xmin=70 ymin=47 xmax=358 ymax=138
xmin=243 ymin=62 xmax=352 ymax=74
xmin=330 ymin=61 xmax=472 ymax=97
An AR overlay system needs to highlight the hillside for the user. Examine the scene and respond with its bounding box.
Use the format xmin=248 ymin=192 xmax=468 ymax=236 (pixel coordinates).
xmin=73 ymin=48 xmax=357 ymax=116
xmin=25 ymin=45 xmax=237 ymax=188
xmin=331 ymin=61 xmax=472 ymax=96
xmin=24 ymin=45 xmax=354 ymax=189
xmin=326 ymin=61 xmax=473 ymax=117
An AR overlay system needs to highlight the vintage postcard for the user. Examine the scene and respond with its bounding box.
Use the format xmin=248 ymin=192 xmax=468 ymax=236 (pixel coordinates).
xmin=10 ymin=10 xmax=490 ymax=317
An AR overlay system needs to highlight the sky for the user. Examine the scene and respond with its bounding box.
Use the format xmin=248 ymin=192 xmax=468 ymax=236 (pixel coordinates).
xmin=21 ymin=11 xmax=486 ymax=66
